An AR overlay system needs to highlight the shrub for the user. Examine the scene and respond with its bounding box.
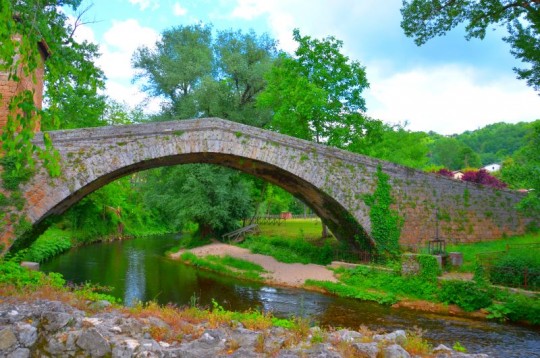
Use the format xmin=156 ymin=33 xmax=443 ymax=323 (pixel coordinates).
xmin=487 ymin=250 xmax=540 ymax=290
xmin=23 ymin=227 xmax=72 ymax=263
xmin=461 ymin=169 xmax=507 ymax=189
xmin=438 ymin=280 xmax=492 ymax=311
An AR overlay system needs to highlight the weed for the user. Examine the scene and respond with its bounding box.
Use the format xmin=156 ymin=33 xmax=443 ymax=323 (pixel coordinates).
xmin=453 ymin=341 xmax=467 ymax=353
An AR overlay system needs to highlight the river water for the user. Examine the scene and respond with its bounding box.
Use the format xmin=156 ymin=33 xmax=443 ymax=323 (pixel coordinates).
xmin=41 ymin=235 xmax=540 ymax=357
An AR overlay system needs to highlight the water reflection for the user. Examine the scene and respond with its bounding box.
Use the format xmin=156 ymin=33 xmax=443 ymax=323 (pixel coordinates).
xmin=41 ymin=235 xmax=540 ymax=357
xmin=124 ymin=249 xmax=146 ymax=305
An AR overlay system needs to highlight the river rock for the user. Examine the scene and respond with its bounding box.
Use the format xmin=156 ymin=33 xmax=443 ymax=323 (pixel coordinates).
xmin=352 ymin=342 xmax=379 ymax=358
xmin=15 ymin=323 xmax=37 ymax=348
xmin=0 ymin=327 xmax=17 ymax=351
xmin=41 ymin=311 xmax=73 ymax=331
xmin=0 ymin=299 xmax=492 ymax=358
xmin=373 ymin=329 xmax=407 ymax=345
xmin=111 ymin=338 xmax=140 ymax=357
xmin=227 ymin=347 xmax=262 ymax=357
xmin=382 ymin=343 xmax=411 ymax=358
xmin=331 ymin=328 xmax=363 ymax=342
xmin=304 ymin=343 xmax=342 ymax=357
xmin=9 ymin=347 xmax=30 ymax=358
xmin=230 ymin=327 xmax=261 ymax=347
xmin=76 ymin=327 xmax=111 ymax=357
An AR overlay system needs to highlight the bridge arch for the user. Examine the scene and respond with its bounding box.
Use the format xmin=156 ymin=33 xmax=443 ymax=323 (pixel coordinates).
xmin=1 ymin=118 xmax=532 ymax=254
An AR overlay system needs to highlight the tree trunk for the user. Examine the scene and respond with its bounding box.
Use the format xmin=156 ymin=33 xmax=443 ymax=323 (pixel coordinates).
xmin=321 ymin=224 xmax=329 ymax=238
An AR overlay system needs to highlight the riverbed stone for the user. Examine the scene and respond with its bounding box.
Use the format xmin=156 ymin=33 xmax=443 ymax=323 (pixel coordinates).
xmin=373 ymin=329 xmax=407 ymax=345
xmin=382 ymin=344 xmax=411 ymax=358
xmin=9 ymin=347 xmax=30 ymax=358
xmin=227 ymin=347 xmax=262 ymax=358
xmin=0 ymin=327 xmax=17 ymax=351
xmin=230 ymin=327 xmax=261 ymax=347
xmin=41 ymin=311 xmax=72 ymax=331
xmin=111 ymin=338 xmax=140 ymax=357
xmin=333 ymin=328 xmax=363 ymax=342
xmin=76 ymin=327 xmax=111 ymax=357
xmin=0 ymin=299 xmax=493 ymax=358
xmin=304 ymin=343 xmax=342 ymax=357
xmin=89 ymin=300 xmax=112 ymax=310
xmin=15 ymin=323 xmax=37 ymax=348
xmin=352 ymin=342 xmax=379 ymax=358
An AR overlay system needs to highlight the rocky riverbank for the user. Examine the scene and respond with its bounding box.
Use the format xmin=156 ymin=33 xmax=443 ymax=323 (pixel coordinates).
xmin=0 ymin=298 xmax=490 ymax=357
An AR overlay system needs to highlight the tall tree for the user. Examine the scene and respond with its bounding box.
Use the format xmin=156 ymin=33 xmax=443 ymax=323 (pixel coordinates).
xmin=132 ymin=26 xmax=277 ymax=237
xmin=350 ymin=122 xmax=430 ymax=169
xmin=401 ymin=0 xmax=540 ymax=92
xmin=133 ymin=25 xmax=277 ymax=124
xmin=429 ymin=136 xmax=481 ymax=170
xmin=258 ymin=29 xmax=376 ymax=148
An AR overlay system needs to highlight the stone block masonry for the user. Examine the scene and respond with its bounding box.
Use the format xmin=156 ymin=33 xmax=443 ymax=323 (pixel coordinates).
xmin=0 ymin=118 xmax=536 ymax=255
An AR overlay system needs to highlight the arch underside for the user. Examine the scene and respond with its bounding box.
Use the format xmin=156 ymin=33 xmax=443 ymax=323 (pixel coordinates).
xmin=39 ymin=152 xmax=372 ymax=250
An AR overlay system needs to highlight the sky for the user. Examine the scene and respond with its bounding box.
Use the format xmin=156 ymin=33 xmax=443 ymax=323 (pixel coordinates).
xmin=67 ymin=0 xmax=540 ymax=135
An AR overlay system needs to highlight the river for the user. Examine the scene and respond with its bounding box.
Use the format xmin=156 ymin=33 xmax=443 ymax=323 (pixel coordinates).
xmin=41 ymin=234 xmax=540 ymax=357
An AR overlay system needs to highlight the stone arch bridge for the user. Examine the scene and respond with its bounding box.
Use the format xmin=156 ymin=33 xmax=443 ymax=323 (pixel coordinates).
xmin=0 ymin=118 xmax=533 ymax=254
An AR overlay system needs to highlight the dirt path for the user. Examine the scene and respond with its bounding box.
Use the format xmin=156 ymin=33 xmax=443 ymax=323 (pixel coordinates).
xmin=169 ymin=243 xmax=337 ymax=287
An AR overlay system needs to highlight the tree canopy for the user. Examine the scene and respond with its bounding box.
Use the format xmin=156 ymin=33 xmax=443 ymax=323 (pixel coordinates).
xmin=132 ymin=24 xmax=277 ymax=125
xmin=258 ymin=29 xmax=376 ymax=147
xmin=132 ymin=25 xmax=278 ymax=237
xmin=401 ymin=0 xmax=540 ymax=92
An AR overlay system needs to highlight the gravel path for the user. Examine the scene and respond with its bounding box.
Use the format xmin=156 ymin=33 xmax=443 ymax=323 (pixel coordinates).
xmin=170 ymin=243 xmax=337 ymax=287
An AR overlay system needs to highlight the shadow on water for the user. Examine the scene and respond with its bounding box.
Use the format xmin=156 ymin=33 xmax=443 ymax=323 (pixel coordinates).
xmin=41 ymin=235 xmax=540 ymax=357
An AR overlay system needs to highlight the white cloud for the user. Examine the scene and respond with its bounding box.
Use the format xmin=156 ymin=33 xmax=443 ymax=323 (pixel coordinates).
xmin=129 ymin=0 xmax=159 ymax=11
xmin=231 ymin=0 xmax=272 ymax=19
xmin=96 ymin=19 xmax=160 ymax=81
xmin=105 ymin=80 xmax=162 ymax=113
xmin=365 ymin=65 xmax=540 ymax=134
xmin=173 ymin=2 xmax=188 ymax=16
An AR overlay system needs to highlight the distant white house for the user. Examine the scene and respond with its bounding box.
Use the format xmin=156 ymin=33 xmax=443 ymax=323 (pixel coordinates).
xmin=452 ymin=170 xmax=464 ymax=180
xmin=483 ymin=163 xmax=501 ymax=172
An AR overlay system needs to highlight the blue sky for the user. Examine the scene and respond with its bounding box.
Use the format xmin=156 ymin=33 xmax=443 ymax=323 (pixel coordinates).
xmin=69 ymin=0 xmax=539 ymax=135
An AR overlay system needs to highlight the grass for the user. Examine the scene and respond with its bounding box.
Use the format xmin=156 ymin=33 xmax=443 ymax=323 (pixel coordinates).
xmin=179 ymin=252 xmax=266 ymax=281
xmin=239 ymin=235 xmax=336 ymax=265
xmin=257 ymin=218 xmax=324 ymax=240
xmin=446 ymin=233 xmax=540 ymax=271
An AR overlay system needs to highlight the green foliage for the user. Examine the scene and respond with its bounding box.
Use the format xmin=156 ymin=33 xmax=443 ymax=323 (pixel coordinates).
xmin=258 ymin=28 xmax=377 ymax=147
xmin=438 ymin=280 xmax=492 ymax=312
xmin=363 ymin=166 xmax=402 ymax=257
xmin=305 ymin=279 xmax=397 ymax=305
xmin=140 ymin=165 xmax=253 ymax=238
xmin=0 ymin=0 xmax=106 ymax=179
xmin=446 ymin=233 xmax=540 ymax=272
xmin=133 ymin=25 xmax=276 ymax=125
xmin=456 ymin=122 xmax=531 ymax=165
xmin=501 ymin=120 xmax=540 ymax=217
xmin=351 ymin=122 xmax=430 ymax=169
xmin=416 ymin=254 xmax=442 ymax=282
xmin=487 ymin=250 xmax=540 ymax=290
xmin=0 ymin=155 xmax=33 ymax=191
xmin=401 ymin=0 xmax=540 ymax=92
xmin=428 ymin=136 xmax=481 ymax=170
xmin=240 ymin=235 xmax=334 ymax=265
xmin=496 ymin=292 xmax=540 ymax=324
xmin=20 ymin=227 xmax=72 ymax=263
xmin=0 ymin=259 xmax=65 ymax=288
xmin=337 ymin=265 xmax=439 ymax=301
xmin=452 ymin=342 xmax=467 ymax=353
